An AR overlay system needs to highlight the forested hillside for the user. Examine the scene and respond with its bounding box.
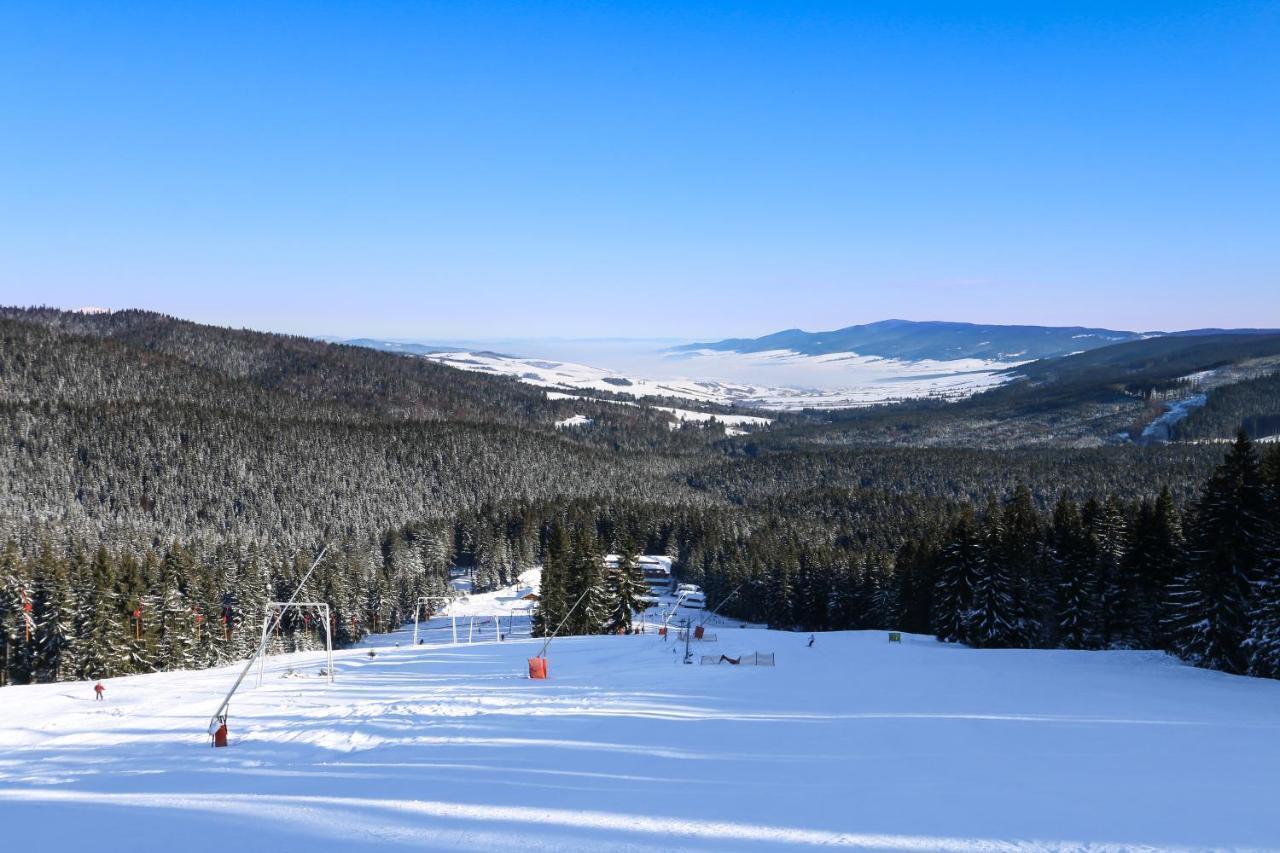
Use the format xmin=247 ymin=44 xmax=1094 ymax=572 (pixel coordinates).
xmin=1 ymin=308 xmax=1278 ymax=685
xmin=1172 ymin=371 xmax=1280 ymax=441
xmin=772 ymin=332 xmax=1280 ymax=448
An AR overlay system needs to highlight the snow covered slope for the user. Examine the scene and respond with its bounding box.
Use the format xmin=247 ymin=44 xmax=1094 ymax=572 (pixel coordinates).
xmin=420 ymin=349 xmax=1011 ymax=411
xmin=420 ymin=349 xmax=773 ymax=404
xmin=3 ymin=611 xmax=1279 ymax=850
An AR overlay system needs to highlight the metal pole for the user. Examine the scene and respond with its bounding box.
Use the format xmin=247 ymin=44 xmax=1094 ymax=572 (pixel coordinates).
xmin=209 ymin=544 xmax=329 ymax=737
xmin=701 ymin=583 xmax=743 ymax=628
xmin=684 ymin=617 xmax=692 ymax=664
xmin=255 ymin=606 xmax=272 ymax=688
xmin=414 ymin=595 xmax=460 ymax=645
xmin=324 ymin=605 xmax=333 ymax=684
xmin=536 ymin=586 xmax=592 ymax=659
xmin=661 ymin=591 xmax=688 ymax=633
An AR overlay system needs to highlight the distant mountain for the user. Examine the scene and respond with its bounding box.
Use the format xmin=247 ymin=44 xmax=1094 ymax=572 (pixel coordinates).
xmin=677 ymin=319 xmax=1146 ymax=362
xmin=331 ymin=338 xmax=467 ymax=355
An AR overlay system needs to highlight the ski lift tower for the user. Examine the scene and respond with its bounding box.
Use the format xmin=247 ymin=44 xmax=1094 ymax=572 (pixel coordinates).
xmin=256 ymin=601 xmax=333 ymax=686
xmin=414 ymin=596 xmax=460 ymax=645
xmin=207 ymin=544 xmax=329 ymax=746
xmin=660 ymin=590 xmax=689 ymax=634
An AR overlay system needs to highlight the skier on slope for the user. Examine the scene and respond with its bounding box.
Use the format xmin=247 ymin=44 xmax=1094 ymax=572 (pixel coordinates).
xmin=94 ymin=682 xmax=105 ymax=701
xmin=807 ymin=635 xmax=815 ymax=647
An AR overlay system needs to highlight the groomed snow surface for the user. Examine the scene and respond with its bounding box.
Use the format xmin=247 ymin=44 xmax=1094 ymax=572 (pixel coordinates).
xmin=3 ymin=595 xmax=1279 ymax=851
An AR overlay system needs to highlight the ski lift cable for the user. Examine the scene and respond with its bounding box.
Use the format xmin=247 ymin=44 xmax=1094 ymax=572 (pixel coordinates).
xmin=206 ymin=543 xmax=329 ymax=738
xmin=535 ymin=585 xmax=593 ymax=659
xmin=700 ymin=583 xmax=744 ymax=628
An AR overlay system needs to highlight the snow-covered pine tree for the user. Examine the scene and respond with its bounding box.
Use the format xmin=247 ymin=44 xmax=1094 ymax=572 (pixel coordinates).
xmin=1002 ymin=485 xmax=1045 ymax=645
xmin=1167 ymin=433 xmax=1268 ymax=674
xmin=155 ymin=546 xmax=197 ymax=671
xmin=116 ymin=551 xmax=153 ymax=673
xmin=896 ymin=538 xmax=940 ymax=636
xmin=76 ymin=546 xmax=126 ymax=679
xmin=188 ymin=547 xmax=223 ymax=666
xmin=420 ymin=520 xmax=455 ymax=589
xmin=967 ymin=496 xmax=1029 ymax=648
xmin=868 ymin=554 xmax=901 ymax=630
xmin=606 ymin=543 xmax=649 ymax=634
xmin=1123 ymin=487 xmax=1183 ymax=647
xmin=566 ymin=528 xmax=608 ymax=635
xmin=532 ymin=521 xmax=569 ymax=637
xmin=230 ymin=545 xmax=271 ymax=658
xmin=1244 ymin=444 xmax=1280 ymax=676
xmin=827 ymin=560 xmax=861 ymax=629
xmin=362 ymin=546 xmax=394 ymax=634
xmin=472 ymin=527 xmax=509 ymax=593
xmin=0 ymin=542 xmax=34 ymax=685
xmin=1090 ymin=496 xmax=1131 ymax=647
xmin=1246 ymin=568 xmax=1280 ymax=678
xmin=933 ymin=505 xmax=981 ymax=643
xmin=767 ymin=552 xmax=797 ymax=630
xmin=390 ymin=538 xmax=426 ymax=621
xmin=1051 ymin=494 xmax=1099 ymax=649
xmin=33 ymin=543 xmax=77 ymax=682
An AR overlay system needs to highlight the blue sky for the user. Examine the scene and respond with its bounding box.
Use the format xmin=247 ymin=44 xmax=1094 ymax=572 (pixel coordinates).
xmin=2 ymin=1 xmax=1276 ymax=338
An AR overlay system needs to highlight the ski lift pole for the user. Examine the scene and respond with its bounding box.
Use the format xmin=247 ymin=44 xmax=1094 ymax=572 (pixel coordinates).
xmin=701 ymin=583 xmax=744 ymax=628
xmin=536 ymin=586 xmax=592 ymax=659
xmin=661 ymin=591 xmax=689 ymax=632
xmin=206 ymin=543 xmax=329 ymax=742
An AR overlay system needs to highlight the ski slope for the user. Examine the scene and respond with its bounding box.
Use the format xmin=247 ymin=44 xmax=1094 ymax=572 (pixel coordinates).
xmin=2 ymin=613 xmax=1279 ymax=851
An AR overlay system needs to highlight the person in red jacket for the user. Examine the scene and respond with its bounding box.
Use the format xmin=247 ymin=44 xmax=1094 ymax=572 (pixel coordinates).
xmin=94 ymin=682 xmax=105 ymax=701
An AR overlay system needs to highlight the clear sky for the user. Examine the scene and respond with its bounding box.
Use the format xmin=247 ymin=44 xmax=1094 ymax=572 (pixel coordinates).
xmin=2 ymin=1 xmax=1277 ymax=339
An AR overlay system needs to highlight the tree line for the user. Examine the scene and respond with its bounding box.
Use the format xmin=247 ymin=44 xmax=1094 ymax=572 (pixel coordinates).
xmin=3 ymin=307 xmax=1279 ymax=686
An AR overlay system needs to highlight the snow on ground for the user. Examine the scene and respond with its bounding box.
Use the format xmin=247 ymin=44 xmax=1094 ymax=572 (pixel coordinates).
xmin=423 ymin=350 xmax=767 ymax=405
xmin=546 ymin=391 xmax=773 ymax=433
xmin=1136 ymin=394 xmax=1208 ymax=444
xmin=422 ymin=350 xmax=1013 ymax=411
xmin=444 ymin=569 xmax=541 ymax=617
xmin=3 ymin=591 xmax=1280 ymax=851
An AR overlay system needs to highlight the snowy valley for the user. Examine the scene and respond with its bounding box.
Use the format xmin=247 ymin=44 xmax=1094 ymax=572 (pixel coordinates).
xmin=413 ymin=347 xmax=1016 ymax=411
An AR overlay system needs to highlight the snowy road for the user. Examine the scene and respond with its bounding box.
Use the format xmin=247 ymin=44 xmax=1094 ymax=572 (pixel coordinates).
xmin=2 ymin=623 xmax=1279 ymax=851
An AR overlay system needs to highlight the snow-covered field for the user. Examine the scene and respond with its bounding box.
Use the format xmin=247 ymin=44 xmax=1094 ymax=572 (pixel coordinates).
xmin=3 ymin=602 xmax=1279 ymax=851
xmin=421 ymin=349 xmax=1014 ymax=411
xmin=423 ymin=350 xmax=770 ymax=405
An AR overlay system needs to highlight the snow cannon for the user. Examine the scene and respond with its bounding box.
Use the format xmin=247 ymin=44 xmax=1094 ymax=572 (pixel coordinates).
xmin=528 ymin=657 xmax=548 ymax=679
